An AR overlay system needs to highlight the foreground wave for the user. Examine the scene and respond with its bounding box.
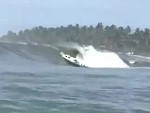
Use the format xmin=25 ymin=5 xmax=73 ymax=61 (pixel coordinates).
xmin=0 ymin=66 xmax=150 ymax=113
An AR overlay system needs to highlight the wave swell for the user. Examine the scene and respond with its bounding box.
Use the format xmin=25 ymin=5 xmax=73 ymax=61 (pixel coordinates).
xmin=1 ymin=41 xmax=150 ymax=68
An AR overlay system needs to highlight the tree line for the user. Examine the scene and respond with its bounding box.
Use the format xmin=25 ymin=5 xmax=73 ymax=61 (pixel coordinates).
xmin=1 ymin=22 xmax=150 ymax=54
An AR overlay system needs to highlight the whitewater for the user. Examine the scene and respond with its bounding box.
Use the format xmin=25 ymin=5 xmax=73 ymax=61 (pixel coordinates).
xmin=68 ymin=45 xmax=129 ymax=68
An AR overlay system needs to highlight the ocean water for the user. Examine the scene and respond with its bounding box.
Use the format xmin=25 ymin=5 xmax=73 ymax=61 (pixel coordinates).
xmin=0 ymin=64 xmax=150 ymax=113
xmin=0 ymin=42 xmax=150 ymax=113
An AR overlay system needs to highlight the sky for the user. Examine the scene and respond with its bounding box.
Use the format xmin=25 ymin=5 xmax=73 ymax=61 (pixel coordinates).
xmin=0 ymin=0 xmax=150 ymax=36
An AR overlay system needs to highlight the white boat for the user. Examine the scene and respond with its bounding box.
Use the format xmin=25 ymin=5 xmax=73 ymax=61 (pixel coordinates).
xmin=60 ymin=52 xmax=85 ymax=67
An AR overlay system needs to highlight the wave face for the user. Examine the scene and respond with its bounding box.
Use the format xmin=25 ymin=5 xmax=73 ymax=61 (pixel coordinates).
xmin=69 ymin=45 xmax=129 ymax=68
xmin=0 ymin=42 xmax=64 ymax=66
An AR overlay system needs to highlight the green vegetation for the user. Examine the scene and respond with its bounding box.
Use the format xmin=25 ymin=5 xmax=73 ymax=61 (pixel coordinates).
xmin=1 ymin=23 xmax=150 ymax=54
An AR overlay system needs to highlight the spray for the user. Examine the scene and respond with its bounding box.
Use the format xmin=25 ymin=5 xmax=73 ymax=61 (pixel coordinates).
xmin=75 ymin=45 xmax=129 ymax=68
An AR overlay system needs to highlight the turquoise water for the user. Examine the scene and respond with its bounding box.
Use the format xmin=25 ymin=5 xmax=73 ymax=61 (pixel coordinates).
xmin=0 ymin=65 xmax=150 ymax=113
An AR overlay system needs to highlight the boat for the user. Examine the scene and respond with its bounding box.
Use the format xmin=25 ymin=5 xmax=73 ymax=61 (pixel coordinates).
xmin=60 ymin=52 xmax=85 ymax=67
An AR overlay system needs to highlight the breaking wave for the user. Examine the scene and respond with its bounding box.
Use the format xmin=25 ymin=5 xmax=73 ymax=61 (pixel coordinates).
xmin=77 ymin=46 xmax=129 ymax=68
xmin=0 ymin=41 xmax=150 ymax=68
xmin=59 ymin=44 xmax=129 ymax=68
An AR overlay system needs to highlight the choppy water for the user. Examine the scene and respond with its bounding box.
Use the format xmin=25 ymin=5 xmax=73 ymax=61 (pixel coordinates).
xmin=0 ymin=64 xmax=150 ymax=113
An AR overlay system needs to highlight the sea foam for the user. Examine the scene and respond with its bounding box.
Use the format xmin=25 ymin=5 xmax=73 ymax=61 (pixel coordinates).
xmin=75 ymin=45 xmax=129 ymax=68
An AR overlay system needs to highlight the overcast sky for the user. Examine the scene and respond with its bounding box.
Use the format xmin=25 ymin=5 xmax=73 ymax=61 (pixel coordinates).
xmin=0 ymin=0 xmax=150 ymax=36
